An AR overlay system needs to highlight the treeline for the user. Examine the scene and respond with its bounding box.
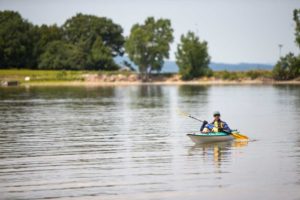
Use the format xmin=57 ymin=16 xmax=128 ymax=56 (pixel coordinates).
xmin=0 ymin=10 xmax=210 ymax=80
xmin=0 ymin=11 xmax=124 ymax=70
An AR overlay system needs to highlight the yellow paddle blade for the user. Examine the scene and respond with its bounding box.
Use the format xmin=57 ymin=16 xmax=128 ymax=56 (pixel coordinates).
xmin=231 ymin=132 xmax=249 ymax=140
xmin=236 ymin=133 xmax=249 ymax=140
xmin=231 ymin=132 xmax=242 ymax=139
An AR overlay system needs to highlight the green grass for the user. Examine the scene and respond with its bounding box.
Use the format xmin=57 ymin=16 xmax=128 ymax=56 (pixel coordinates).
xmin=0 ymin=69 xmax=134 ymax=83
xmin=0 ymin=69 xmax=84 ymax=82
xmin=0 ymin=69 xmax=273 ymax=84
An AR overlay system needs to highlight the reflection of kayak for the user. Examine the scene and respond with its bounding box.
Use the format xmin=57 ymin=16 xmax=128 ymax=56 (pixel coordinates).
xmin=187 ymin=132 xmax=235 ymax=144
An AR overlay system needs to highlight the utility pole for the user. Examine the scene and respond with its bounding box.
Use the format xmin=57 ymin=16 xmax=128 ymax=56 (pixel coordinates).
xmin=278 ymin=44 xmax=283 ymax=58
xmin=195 ymin=23 xmax=199 ymax=36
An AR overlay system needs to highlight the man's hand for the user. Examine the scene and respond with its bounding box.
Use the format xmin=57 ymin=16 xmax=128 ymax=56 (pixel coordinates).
xmin=202 ymin=128 xmax=210 ymax=133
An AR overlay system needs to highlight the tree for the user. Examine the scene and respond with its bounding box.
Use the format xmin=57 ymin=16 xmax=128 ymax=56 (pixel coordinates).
xmin=294 ymin=9 xmax=300 ymax=48
xmin=273 ymin=53 xmax=300 ymax=80
xmin=125 ymin=17 xmax=174 ymax=80
xmin=33 ymin=24 xmax=63 ymax=67
xmin=38 ymin=41 xmax=86 ymax=70
xmin=0 ymin=11 xmax=35 ymax=68
xmin=272 ymin=9 xmax=300 ymax=80
xmin=62 ymin=13 xmax=124 ymax=69
xmin=88 ymin=37 xmax=118 ymax=70
xmin=175 ymin=31 xmax=211 ymax=80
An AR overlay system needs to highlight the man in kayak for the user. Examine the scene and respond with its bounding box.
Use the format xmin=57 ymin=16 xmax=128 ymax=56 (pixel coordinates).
xmin=200 ymin=111 xmax=231 ymax=133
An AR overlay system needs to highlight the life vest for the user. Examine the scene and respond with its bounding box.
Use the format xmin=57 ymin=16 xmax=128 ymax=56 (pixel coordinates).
xmin=211 ymin=120 xmax=224 ymax=132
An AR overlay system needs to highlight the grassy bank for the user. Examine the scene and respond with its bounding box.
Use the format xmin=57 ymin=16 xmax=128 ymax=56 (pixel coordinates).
xmin=0 ymin=69 xmax=134 ymax=83
xmin=149 ymin=70 xmax=273 ymax=81
xmin=1 ymin=69 xmax=298 ymax=86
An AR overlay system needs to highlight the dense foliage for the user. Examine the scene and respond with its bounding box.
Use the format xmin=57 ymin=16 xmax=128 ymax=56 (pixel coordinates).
xmin=0 ymin=11 xmax=36 ymax=68
xmin=38 ymin=41 xmax=86 ymax=70
xmin=125 ymin=17 xmax=174 ymax=80
xmin=0 ymin=11 xmax=124 ymax=70
xmin=273 ymin=9 xmax=300 ymax=80
xmin=273 ymin=53 xmax=300 ymax=80
xmin=175 ymin=31 xmax=211 ymax=80
xmin=33 ymin=24 xmax=63 ymax=68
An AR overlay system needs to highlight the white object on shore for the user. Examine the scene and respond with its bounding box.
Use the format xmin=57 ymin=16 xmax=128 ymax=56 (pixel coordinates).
xmin=24 ymin=76 xmax=30 ymax=81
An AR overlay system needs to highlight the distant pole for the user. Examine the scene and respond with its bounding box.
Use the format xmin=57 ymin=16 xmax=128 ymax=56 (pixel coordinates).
xmin=278 ymin=44 xmax=283 ymax=58
xmin=195 ymin=23 xmax=199 ymax=36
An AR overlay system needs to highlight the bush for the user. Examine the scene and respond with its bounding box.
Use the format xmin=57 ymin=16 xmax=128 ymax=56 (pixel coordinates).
xmin=246 ymin=70 xmax=261 ymax=80
xmin=213 ymin=70 xmax=271 ymax=80
xmin=272 ymin=53 xmax=300 ymax=80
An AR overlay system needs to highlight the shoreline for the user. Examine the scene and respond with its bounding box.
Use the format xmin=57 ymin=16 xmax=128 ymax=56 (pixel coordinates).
xmin=10 ymin=79 xmax=300 ymax=87
xmin=1 ymin=69 xmax=300 ymax=87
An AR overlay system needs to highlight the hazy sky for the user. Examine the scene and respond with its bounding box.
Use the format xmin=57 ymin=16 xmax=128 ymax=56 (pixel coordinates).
xmin=1 ymin=0 xmax=299 ymax=63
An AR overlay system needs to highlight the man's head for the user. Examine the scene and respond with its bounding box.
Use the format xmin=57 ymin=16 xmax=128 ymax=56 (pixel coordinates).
xmin=213 ymin=111 xmax=221 ymax=120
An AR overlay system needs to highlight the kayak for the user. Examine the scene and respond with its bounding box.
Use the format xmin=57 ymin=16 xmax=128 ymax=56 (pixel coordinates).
xmin=187 ymin=132 xmax=235 ymax=144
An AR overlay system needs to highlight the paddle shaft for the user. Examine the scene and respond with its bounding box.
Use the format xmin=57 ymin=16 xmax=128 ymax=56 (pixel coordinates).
xmin=187 ymin=115 xmax=217 ymax=128
xmin=187 ymin=115 xmax=204 ymax=123
xmin=188 ymin=114 xmax=231 ymax=133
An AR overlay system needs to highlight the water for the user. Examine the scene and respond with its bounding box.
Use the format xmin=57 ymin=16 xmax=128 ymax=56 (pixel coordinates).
xmin=0 ymin=85 xmax=300 ymax=200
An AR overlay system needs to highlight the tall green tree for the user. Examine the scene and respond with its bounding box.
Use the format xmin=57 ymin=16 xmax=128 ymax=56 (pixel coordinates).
xmin=62 ymin=13 xmax=124 ymax=69
xmin=38 ymin=41 xmax=86 ymax=70
xmin=294 ymin=9 xmax=300 ymax=48
xmin=273 ymin=9 xmax=300 ymax=80
xmin=0 ymin=11 xmax=35 ymax=68
xmin=125 ymin=17 xmax=174 ymax=80
xmin=175 ymin=31 xmax=211 ymax=80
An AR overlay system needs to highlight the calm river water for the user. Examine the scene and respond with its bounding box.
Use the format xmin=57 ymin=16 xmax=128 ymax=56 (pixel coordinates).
xmin=0 ymin=85 xmax=300 ymax=200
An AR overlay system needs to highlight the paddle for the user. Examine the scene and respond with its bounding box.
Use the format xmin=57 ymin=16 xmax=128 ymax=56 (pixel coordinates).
xmin=177 ymin=110 xmax=249 ymax=140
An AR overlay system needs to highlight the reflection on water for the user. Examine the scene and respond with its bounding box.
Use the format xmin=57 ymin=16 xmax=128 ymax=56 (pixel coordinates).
xmin=188 ymin=141 xmax=249 ymax=168
xmin=0 ymin=85 xmax=300 ymax=200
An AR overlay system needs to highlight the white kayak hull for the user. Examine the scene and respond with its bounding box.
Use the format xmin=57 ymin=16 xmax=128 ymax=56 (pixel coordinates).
xmin=187 ymin=133 xmax=234 ymax=144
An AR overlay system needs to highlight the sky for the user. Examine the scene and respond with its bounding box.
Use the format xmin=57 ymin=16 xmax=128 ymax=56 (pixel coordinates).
xmin=0 ymin=0 xmax=299 ymax=64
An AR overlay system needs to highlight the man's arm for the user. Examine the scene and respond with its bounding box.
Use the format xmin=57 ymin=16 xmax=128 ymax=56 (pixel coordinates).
xmin=223 ymin=122 xmax=231 ymax=132
xmin=205 ymin=123 xmax=214 ymax=130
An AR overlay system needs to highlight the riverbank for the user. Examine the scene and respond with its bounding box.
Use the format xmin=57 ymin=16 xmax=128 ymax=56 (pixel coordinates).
xmin=1 ymin=69 xmax=300 ymax=86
